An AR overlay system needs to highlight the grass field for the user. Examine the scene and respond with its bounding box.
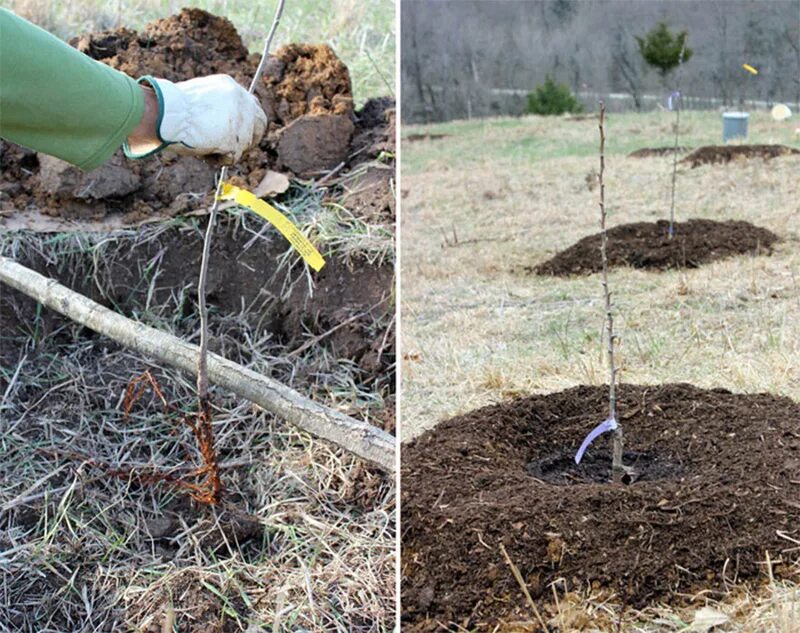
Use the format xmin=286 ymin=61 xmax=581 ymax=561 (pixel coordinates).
xmin=401 ymin=110 xmax=799 ymax=438
xmin=400 ymin=110 xmax=799 ymax=630
xmin=4 ymin=0 xmax=395 ymax=105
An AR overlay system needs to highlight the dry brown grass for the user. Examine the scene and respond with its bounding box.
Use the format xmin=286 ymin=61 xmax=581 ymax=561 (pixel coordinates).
xmin=401 ymin=111 xmax=800 ymax=438
xmin=400 ymin=110 xmax=799 ymax=631
xmin=0 ymin=224 xmax=395 ymax=631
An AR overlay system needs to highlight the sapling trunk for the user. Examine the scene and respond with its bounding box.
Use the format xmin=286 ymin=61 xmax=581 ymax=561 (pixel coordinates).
xmin=668 ymin=47 xmax=686 ymax=239
xmin=194 ymin=0 xmax=286 ymax=502
xmin=196 ymin=0 xmax=285 ymax=401
xmin=598 ymin=102 xmax=624 ymax=484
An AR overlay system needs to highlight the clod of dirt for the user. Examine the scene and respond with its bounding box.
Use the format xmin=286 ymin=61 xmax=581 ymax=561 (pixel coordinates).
xmin=628 ymin=146 xmax=690 ymax=158
xmin=265 ymin=43 xmax=353 ymax=126
xmin=276 ymin=114 xmax=355 ymax=174
xmin=534 ymin=219 xmax=779 ymax=276
xmin=38 ymin=153 xmax=140 ymax=200
xmin=401 ymin=383 xmax=800 ymax=629
xmin=681 ymin=144 xmax=800 ymax=168
xmin=70 ymin=8 xmax=251 ymax=81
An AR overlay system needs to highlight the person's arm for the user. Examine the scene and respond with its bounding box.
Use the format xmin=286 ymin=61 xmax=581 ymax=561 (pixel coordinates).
xmin=0 ymin=10 xmax=267 ymax=171
xmin=0 ymin=8 xmax=145 ymax=171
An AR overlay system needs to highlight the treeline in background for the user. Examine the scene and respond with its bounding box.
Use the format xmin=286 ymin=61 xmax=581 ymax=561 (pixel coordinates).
xmin=401 ymin=0 xmax=800 ymax=123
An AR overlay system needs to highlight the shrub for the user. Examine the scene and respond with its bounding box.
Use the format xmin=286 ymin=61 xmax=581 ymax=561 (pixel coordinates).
xmin=526 ymin=76 xmax=583 ymax=115
xmin=635 ymin=22 xmax=693 ymax=77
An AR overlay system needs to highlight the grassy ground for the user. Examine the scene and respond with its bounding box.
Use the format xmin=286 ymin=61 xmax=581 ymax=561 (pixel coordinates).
xmin=4 ymin=0 xmax=395 ymax=105
xmin=0 ymin=213 xmax=395 ymax=631
xmin=400 ymin=110 xmax=799 ymax=630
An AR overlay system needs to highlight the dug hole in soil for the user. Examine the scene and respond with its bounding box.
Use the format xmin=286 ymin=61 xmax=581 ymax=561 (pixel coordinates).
xmin=534 ymin=219 xmax=779 ymax=276
xmin=401 ymin=383 xmax=800 ymax=630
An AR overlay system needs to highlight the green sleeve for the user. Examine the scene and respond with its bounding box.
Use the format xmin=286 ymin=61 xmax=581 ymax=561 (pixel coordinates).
xmin=0 ymin=9 xmax=144 ymax=171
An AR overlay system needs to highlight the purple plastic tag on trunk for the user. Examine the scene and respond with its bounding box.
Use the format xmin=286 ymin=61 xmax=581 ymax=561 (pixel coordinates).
xmin=574 ymin=417 xmax=618 ymax=464
xmin=667 ymin=91 xmax=681 ymax=111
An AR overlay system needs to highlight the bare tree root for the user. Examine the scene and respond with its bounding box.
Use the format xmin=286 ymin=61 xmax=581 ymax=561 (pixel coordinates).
xmin=121 ymin=370 xmax=222 ymax=504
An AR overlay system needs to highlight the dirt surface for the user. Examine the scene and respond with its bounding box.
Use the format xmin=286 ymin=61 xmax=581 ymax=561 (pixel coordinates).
xmin=0 ymin=9 xmax=395 ymax=224
xmin=681 ymin=144 xmax=800 ymax=168
xmin=628 ymin=146 xmax=690 ymax=158
xmin=534 ymin=219 xmax=779 ymax=276
xmin=401 ymin=383 xmax=800 ymax=630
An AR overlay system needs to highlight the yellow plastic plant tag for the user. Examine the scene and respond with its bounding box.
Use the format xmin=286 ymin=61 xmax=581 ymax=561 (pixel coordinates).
xmin=742 ymin=63 xmax=758 ymax=75
xmin=218 ymin=183 xmax=325 ymax=272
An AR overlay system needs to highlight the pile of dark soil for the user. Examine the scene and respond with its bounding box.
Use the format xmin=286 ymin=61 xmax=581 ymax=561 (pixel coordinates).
xmin=405 ymin=133 xmax=447 ymax=142
xmin=0 ymin=9 xmax=395 ymax=222
xmin=401 ymin=383 xmax=800 ymax=630
xmin=681 ymin=144 xmax=800 ymax=168
xmin=534 ymin=219 xmax=778 ymax=276
xmin=628 ymin=146 xmax=690 ymax=158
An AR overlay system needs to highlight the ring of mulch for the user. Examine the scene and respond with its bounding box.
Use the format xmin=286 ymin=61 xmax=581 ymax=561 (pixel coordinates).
xmin=628 ymin=146 xmax=690 ymax=158
xmin=405 ymin=133 xmax=448 ymax=142
xmin=401 ymin=383 xmax=800 ymax=631
xmin=533 ymin=219 xmax=778 ymax=276
xmin=681 ymin=144 xmax=800 ymax=168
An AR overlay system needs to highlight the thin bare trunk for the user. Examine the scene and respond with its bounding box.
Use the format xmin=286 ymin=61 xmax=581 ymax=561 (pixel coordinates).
xmin=196 ymin=0 xmax=286 ymax=402
xmin=668 ymin=47 xmax=686 ymax=239
xmin=0 ymin=256 xmax=395 ymax=472
xmin=193 ymin=1 xmax=288 ymax=500
xmin=598 ymin=102 xmax=623 ymax=484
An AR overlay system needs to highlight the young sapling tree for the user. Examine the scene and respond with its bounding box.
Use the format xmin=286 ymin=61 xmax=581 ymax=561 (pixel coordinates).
xmin=667 ymin=45 xmax=687 ymax=239
xmin=574 ymin=101 xmax=624 ymax=484
xmin=636 ymin=23 xmax=692 ymax=239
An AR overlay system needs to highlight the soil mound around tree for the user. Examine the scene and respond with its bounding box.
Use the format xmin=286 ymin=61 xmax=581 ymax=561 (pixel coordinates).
xmin=0 ymin=9 xmax=396 ymax=224
xmin=534 ymin=219 xmax=778 ymax=276
xmin=401 ymin=384 xmax=800 ymax=630
xmin=681 ymin=144 xmax=800 ymax=168
xmin=405 ymin=133 xmax=448 ymax=142
xmin=628 ymin=146 xmax=690 ymax=158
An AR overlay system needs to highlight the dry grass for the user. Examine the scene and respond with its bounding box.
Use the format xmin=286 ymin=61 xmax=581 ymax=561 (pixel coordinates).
xmin=0 ymin=224 xmax=395 ymax=631
xmin=401 ymin=111 xmax=800 ymax=438
xmin=400 ymin=110 xmax=799 ymax=630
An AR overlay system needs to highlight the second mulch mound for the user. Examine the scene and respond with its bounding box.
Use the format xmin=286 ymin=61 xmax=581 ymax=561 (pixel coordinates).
xmin=681 ymin=144 xmax=799 ymax=168
xmin=628 ymin=146 xmax=690 ymax=158
xmin=534 ymin=219 xmax=778 ymax=276
xmin=401 ymin=383 xmax=800 ymax=630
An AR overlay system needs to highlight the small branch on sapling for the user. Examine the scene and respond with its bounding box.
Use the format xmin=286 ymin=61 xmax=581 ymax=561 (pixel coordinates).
xmin=599 ymin=102 xmax=624 ymax=483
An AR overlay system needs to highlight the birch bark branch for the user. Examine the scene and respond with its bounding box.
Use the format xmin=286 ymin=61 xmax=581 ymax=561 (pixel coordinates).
xmin=0 ymin=256 xmax=395 ymax=472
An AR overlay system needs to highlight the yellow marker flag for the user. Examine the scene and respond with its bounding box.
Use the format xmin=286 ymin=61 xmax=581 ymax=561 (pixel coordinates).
xmin=219 ymin=183 xmax=325 ymax=272
xmin=743 ymin=63 xmax=758 ymax=75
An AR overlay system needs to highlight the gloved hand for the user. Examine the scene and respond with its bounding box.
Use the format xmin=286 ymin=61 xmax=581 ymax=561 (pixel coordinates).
xmin=123 ymin=74 xmax=267 ymax=164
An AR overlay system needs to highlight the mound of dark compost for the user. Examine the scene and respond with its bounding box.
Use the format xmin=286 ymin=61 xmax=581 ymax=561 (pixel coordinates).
xmin=0 ymin=8 xmax=396 ymax=223
xmin=401 ymin=383 xmax=800 ymax=630
xmin=534 ymin=219 xmax=778 ymax=276
xmin=681 ymin=144 xmax=800 ymax=168
xmin=405 ymin=133 xmax=448 ymax=142
xmin=628 ymin=146 xmax=690 ymax=158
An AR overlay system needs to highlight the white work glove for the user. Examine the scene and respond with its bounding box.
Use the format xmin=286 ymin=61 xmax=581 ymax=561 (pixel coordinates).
xmin=123 ymin=75 xmax=267 ymax=164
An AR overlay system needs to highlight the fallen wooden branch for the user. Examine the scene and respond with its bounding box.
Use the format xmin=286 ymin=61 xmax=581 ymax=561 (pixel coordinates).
xmin=0 ymin=256 xmax=395 ymax=472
